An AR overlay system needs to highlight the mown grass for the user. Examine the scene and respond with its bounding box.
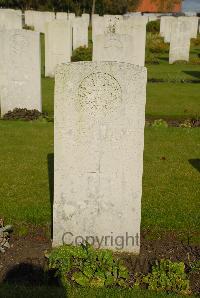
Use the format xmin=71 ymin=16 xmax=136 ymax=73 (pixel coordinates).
xmin=146 ymin=83 xmax=200 ymax=119
xmin=0 ymin=121 xmax=199 ymax=240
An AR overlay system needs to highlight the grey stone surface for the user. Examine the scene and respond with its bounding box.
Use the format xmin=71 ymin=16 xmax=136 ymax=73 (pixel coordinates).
xmin=169 ymin=18 xmax=191 ymax=64
xmin=72 ymin=17 xmax=88 ymax=50
xmin=53 ymin=61 xmax=147 ymax=253
xmin=25 ymin=10 xmax=55 ymax=33
xmin=45 ymin=20 xmax=72 ymax=77
xmin=0 ymin=30 xmax=41 ymax=116
xmin=56 ymin=12 xmax=75 ymax=21
xmin=0 ymin=9 xmax=22 ymax=29
xmin=93 ymin=16 xmax=147 ymax=66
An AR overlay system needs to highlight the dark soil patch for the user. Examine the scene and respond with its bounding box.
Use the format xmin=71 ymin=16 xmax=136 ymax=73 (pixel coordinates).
xmin=146 ymin=117 xmax=200 ymax=127
xmin=2 ymin=108 xmax=45 ymax=121
xmin=0 ymin=231 xmax=199 ymax=294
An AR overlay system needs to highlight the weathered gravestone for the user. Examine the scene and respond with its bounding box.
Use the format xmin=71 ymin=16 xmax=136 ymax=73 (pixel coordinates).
xmin=56 ymin=12 xmax=75 ymax=21
xmin=92 ymin=14 xmax=104 ymax=41
xmin=72 ymin=17 xmax=88 ymax=50
xmin=161 ymin=16 xmax=176 ymax=43
xmin=169 ymin=18 xmax=191 ymax=64
xmin=104 ymin=15 xmax=123 ymax=33
xmin=0 ymin=9 xmax=22 ymax=30
xmin=45 ymin=20 xmax=72 ymax=77
xmin=179 ymin=16 xmax=199 ymax=39
xmin=82 ymin=13 xmax=90 ymax=27
xmin=93 ymin=33 xmax=135 ymax=64
xmin=0 ymin=30 xmax=41 ymax=116
xmin=93 ymin=16 xmax=147 ymax=66
xmin=119 ymin=16 xmax=147 ymax=66
xmin=53 ymin=61 xmax=147 ymax=253
xmin=25 ymin=10 xmax=55 ymax=33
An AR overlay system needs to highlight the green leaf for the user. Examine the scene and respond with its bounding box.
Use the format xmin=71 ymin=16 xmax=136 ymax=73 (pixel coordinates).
xmin=72 ymin=272 xmax=90 ymax=286
xmin=83 ymin=265 xmax=94 ymax=278
xmin=90 ymin=277 xmax=105 ymax=288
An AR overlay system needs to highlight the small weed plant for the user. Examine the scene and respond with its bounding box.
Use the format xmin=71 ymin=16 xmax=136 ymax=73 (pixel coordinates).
xmin=152 ymin=119 xmax=168 ymax=128
xmin=143 ymin=259 xmax=190 ymax=295
xmin=48 ymin=243 xmax=129 ymax=288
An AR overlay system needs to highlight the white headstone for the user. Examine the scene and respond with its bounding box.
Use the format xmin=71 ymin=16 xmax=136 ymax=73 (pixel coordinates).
xmin=179 ymin=16 xmax=199 ymax=39
xmin=93 ymin=16 xmax=147 ymax=66
xmin=169 ymin=18 xmax=191 ymax=64
xmin=56 ymin=12 xmax=75 ymax=21
xmin=160 ymin=16 xmax=167 ymax=37
xmin=25 ymin=10 xmax=55 ymax=33
xmin=72 ymin=17 xmax=88 ymax=50
xmin=104 ymin=15 xmax=123 ymax=33
xmin=82 ymin=13 xmax=90 ymax=26
xmin=119 ymin=16 xmax=147 ymax=66
xmin=53 ymin=61 xmax=147 ymax=253
xmin=45 ymin=20 xmax=72 ymax=77
xmin=163 ymin=17 xmax=176 ymax=43
xmin=0 ymin=30 xmax=41 ymax=116
xmin=0 ymin=9 xmax=22 ymax=29
xmin=93 ymin=33 xmax=135 ymax=64
xmin=92 ymin=14 xmax=104 ymax=41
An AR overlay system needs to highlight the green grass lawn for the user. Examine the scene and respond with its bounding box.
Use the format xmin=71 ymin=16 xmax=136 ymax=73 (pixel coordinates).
xmin=0 ymin=121 xmax=199 ymax=240
xmin=147 ymin=64 xmax=200 ymax=81
xmin=146 ymin=83 xmax=200 ymax=119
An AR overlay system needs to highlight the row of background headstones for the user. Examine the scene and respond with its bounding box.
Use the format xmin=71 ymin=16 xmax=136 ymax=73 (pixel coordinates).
xmin=0 ymin=10 xmax=199 ymax=117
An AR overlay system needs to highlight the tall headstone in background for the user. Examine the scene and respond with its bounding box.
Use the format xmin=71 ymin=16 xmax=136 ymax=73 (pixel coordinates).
xmin=93 ymin=16 xmax=147 ymax=66
xmin=25 ymin=10 xmax=55 ymax=33
xmin=169 ymin=18 xmax=191 ymax=64
xmin=0 ymin=30 xmax=41 ymax=116
xmin=53 ymin=61 xmax=147 ymax=253
xmin=160 ymin=16 xmax=167 ymax=37
xmin=92 ymin=15 xmax=123 ymax=42
xmin=104 ymin=14 xmax=123 ymax=33
xmin=56 ymin=12 xmax=75 ymax=22
xmin=179 ymin=16 xmax=199 ymax=39
xmin=72 ymin=17 xmax=88 ymax=50
xmin=0 ymin=9 xmax=22 ymax=29
xmin=120 ymin=16 xmax=147 ymax=66
xmin=45 ymin=20 xmax=72 ymax=77
xmin=93 ymin=33 xmax=135 ymax=64
xmin=82 ymin=13 xmax=90 ymax=26
xmin=162 ymin=16 xmax=176 ymax=43
xmin=92 ymin=14 xmax=104 ymax=41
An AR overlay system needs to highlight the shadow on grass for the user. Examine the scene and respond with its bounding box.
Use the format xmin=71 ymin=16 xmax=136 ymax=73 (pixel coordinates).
xmin=189 ymin=159 xmax=200 ymax=173
xmin=47 ymin=153 xmax=54 ymax=238
xmin=2 ymin=263 xmax=66 ymax=297
xmin=184 ymin=71 xmax=200 ymax=79
xmin=3 ymin=263 xmax=47 ymax=286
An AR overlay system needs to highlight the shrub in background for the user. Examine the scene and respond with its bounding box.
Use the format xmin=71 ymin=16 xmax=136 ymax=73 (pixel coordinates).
xmin=145 ymin=50 xmax=160 ymax=64
xmin=71 ymin=46 xmax=92 ymax=62
xmin=146 ymin=33 xmax=169 ymax=54
xmin=146 ymin=20 xmax=160 ymax=33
